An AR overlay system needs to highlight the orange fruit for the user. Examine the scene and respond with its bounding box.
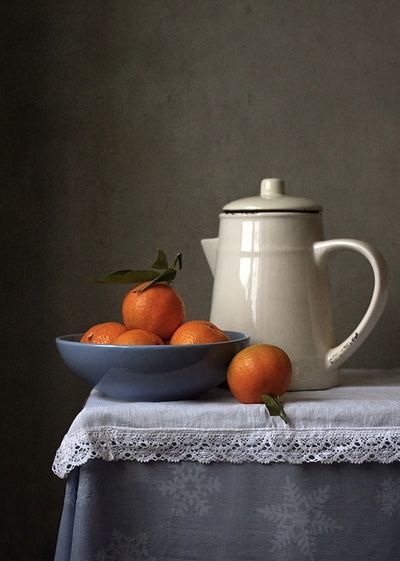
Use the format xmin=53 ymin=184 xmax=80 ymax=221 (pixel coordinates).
xmin=227 ymin=344 xmax=292 ymax=403
xmin=80 ymin=322 xmax=126 ymax=344
xmin=122 ymin=282 xmax=185 ymax=341
xmin=170 ymin=320 xmax=230 ymax=345
xmin=114 ymin=329 xmax=164 ymax=346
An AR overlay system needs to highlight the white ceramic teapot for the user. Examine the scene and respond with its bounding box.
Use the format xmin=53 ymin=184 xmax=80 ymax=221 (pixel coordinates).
xmin=201 ymin=178 xmax=388 ymax=391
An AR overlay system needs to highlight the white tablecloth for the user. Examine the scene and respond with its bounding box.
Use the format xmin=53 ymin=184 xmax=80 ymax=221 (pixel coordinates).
xmin=53 ymin=369 xmax=400 ymax=478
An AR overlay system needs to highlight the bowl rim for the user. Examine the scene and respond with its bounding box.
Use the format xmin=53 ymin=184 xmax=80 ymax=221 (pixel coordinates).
xmin=56 ymin=330 xmax=249 ymax=349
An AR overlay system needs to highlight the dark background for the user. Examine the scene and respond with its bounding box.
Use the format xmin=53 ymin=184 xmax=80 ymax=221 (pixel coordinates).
xmin=2 ymin=1 xmax=399 ymax=560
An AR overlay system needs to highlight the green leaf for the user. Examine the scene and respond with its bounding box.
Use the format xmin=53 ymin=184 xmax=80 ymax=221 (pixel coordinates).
xmin=132 ymin=276 xmax=161 ymax=292
xmin=132 ymin=268 xmax=177 ymax=292
xmin=262 ymin=394 xmax=289 ymax=425
xmin=173 ymin=252 xmax=183 ymax=270
xmin=157 ymin=267 xmax=177 ymax=283
xmin=94 ymin=269 xmax=160 ymax=284
xmin=93 ymin=249 xmax=183 ymax=290
xmin=151 ymin=249 xmax=169 ymax=270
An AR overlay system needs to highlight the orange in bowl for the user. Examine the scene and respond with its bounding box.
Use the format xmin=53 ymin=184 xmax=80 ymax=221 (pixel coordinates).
xmin=80 ymin=322 xmax=126 ymax=344
xmin=170 ymin=320 xmax=230 ymax=345
xmin=122 ymin=282 xmax=185 ymax=341
xmin=114 ymin=329 xmax=163 ymax=346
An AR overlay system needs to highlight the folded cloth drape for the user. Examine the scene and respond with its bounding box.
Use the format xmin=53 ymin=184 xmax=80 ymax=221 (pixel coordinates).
xmin=53 ymin=369 xmax=400 ymax=478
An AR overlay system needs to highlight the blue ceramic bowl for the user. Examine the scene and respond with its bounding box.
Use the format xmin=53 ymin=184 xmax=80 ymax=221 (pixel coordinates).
xmin=55 ymin=331 xmax=249 ymax=401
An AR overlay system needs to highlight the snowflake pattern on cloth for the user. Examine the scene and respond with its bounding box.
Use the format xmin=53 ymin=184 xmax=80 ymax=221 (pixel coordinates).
xmin=95 ymin=530 xmax=156 ymax=561
xmin=257 ymin=476 xmax=341 ymax=561
xmin=375 ymin=478 xmax=400 ymax=516
xmin=160 ymin=463 xmax=221 ymax=516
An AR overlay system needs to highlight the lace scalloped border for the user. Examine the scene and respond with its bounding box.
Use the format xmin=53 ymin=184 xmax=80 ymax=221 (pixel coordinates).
xmin=52 ymin=426 xmax=400 ymax=478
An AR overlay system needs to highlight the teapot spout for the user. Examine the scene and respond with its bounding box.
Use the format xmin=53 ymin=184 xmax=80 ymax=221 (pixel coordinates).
xmin=201 ymin=238 xmax=219 ymax=276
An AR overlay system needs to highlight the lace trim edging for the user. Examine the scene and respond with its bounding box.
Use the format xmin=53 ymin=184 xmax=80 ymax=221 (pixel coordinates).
xmin=52 ymin=427 xmax=400 ymax=478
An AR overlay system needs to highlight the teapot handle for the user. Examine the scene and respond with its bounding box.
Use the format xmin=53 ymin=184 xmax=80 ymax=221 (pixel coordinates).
xmin=313 ymin=239 xmax=388 ymax=369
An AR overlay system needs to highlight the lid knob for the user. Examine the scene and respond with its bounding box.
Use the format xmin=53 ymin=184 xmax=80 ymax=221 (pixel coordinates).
xmin=260 ymin=178 xmax=285 ymax=198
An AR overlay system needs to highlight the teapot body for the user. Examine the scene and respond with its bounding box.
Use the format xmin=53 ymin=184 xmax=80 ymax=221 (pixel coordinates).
xmin=202 ymin=178 xmax=387 ymax=392
xmin=208 ymin=211 xmax=338 ymax=390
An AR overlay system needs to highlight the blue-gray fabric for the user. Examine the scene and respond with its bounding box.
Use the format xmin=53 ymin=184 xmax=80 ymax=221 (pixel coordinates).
xmin=55 ymin=459 xmax=400 ymax=561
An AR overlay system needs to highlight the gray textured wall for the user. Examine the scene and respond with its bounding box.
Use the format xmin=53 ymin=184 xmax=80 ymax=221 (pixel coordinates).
xmin=3 ymin=1 xmax=399 ymax=559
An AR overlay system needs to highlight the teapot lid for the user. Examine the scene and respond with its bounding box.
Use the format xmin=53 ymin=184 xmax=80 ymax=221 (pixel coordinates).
xmin=222 ymin=178 xmax=322 ymax=212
